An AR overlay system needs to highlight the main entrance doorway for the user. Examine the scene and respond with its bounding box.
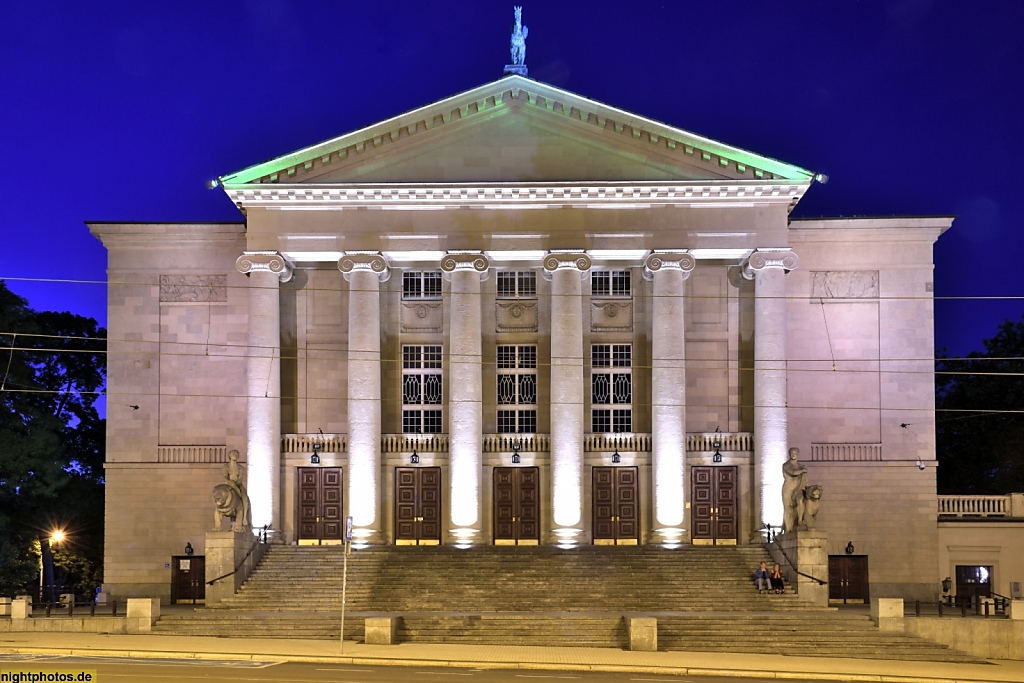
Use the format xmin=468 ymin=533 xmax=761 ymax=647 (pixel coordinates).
xmin=297 ymin=467 xmax=344 ymax=545
xmin=395 ymin=467 xmax=442 ymax=545
xmin=691 ymin=466 xmax=738 ymax=545
xmin=493 ymin=467 xmax=540 ymax=545
xmin=592 ymin=466 xmax=639 ymax=545
xmin=829 ymin=555 xmax=870 ymax=604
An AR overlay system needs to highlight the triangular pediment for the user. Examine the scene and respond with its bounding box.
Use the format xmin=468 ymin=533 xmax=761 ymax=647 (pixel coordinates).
xmin=220 ymin=75 xmax=813 ymax=187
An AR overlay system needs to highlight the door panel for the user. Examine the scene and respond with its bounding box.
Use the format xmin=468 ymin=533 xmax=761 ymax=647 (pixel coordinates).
xmin=592 ymin=466 xmax=639 ymax=545
xmin=297 ymin=467 xmax=344 ymax=544
xmin=493 ymin=467 xmax=540 ymax=545
xmin=395 ymin=467 xmax=442 ymax=545
xmin=829 ymin=555 xmax=870 ymax=603
xmin=691 ymin=466 xmax=737 ymax=545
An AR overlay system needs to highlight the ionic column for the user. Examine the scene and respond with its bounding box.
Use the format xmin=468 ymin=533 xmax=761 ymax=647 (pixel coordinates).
xmin=543 ymin=251 xmax=592 ymax=545
xmin=742 ymin=248 xmax=799 ymax=535
xmin=235 ymin=251 xmax=293 ymax=536
xmin=441 ymin=251 xmax=489 ymax=545
xmin=338 ymin=252 xmax=390 ymax=545
xmin=644 ymin=251 xmax=696 ymax=546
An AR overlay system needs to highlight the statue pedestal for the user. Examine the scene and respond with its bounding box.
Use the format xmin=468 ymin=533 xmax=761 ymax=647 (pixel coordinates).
xmin=772 ymin=530 xmax=829 ymax=607
xmin=503 ymin=64 xmax=528 ymax=76
xmin=205 ymin=530 xmax=261 ymax=606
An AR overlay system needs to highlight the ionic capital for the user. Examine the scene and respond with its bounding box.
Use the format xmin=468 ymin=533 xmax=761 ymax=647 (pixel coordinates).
xmin=440 ymin=251 xmax=489 ymax=281
xmin=643 ymin=250 xmax=696 ymax=281
xmin=338 ymin=251 xmax=391 ymax=283
xmin=542 ymin=251 xmax=592 ymax=279
xmin=236 ymin=251 xmax=293 ymax=282
xmin=741 ymin=248 xmax=799 ymax=279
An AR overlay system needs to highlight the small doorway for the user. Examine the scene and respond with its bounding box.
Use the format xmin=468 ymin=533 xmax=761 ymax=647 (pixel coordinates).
xmin=395 ymin=467 xmax=442 ymax=545
xmin=955 ymin=565 xmax=992 ymax=607
xmin=592 ymin=466 xmax=639 ymax=545
xmin=493 ymin=467 xmax=540 ymax=545
xmin=170 ymin=555 xmax=205 ymax=604
xmin=691 ymin=466 xmax=738 ymax=545
xmin=829 ymin=555 xmax=870 ymax=604
xmin=297 ymin=467 xmax=344 ymax=545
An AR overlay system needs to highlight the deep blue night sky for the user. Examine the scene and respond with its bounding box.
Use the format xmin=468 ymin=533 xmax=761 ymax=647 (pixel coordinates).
xmin=3 ymin=1 xmax=1022 ymax=358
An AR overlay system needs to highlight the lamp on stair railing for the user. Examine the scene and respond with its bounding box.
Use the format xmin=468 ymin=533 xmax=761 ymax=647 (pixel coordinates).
xmin=712 ymin=426 xmax=723 ymax=463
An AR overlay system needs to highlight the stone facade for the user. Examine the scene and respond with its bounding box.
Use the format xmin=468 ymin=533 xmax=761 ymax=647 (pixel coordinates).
xmin=91 ymin=75 xmax=953 ymax=603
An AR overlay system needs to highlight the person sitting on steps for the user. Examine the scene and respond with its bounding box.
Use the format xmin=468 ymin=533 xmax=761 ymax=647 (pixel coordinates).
xmin=755 ymin=561 xmax=771 ymax=594
xmin=770 ymin=563 xmax=785 ymax=594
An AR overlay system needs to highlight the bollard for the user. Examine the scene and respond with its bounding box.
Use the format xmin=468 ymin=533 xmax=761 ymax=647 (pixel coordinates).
xmin=112 ymin=600 xmax=117 ymax=617
xmin=961 ymin=601 xmax=967 ymax=617
xmin=90 ymin=602 xmax=96 ymax=616
xmin=68 ymin=602 xmax=74 ymax=617
xmin=914 ymin=600 xmax=920 ymax=617
xmin=938 ymin=600 xmax=944 ymax=616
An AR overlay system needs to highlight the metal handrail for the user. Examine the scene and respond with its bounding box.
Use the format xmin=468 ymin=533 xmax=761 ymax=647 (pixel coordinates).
xmin=765 ymin=524 xmax=827 ymax=586
xmin=207 ymin=526 xmax=268 ymax=586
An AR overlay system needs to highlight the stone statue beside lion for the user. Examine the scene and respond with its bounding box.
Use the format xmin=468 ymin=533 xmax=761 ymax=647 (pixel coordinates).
xmin=213 ymin=449 xmax=251 ymax=532
xmin=781 ymin=447 xmax=823 ymax=532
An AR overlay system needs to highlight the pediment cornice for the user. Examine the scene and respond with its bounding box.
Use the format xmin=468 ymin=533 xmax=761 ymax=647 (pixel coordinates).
xmin=226 ymin=180 xmax=808 ymax=211
xmin=219 ymin=75 xmax=814 ymax=188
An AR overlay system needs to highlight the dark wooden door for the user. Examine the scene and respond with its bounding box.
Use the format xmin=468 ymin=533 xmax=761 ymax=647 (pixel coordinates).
xmin=395 ymin=467 xmax=442 ymax=545
xmin=592 ymin=466 xmax=639 ymax=545
xmin=829 ymin=555 xmax=870 ymax=604
xmin=493 ymin=467 xmax=540 ymax=545
xmin=297 ymin=467 xmax=344 ymax=545
xmin=170 ymin=555 xmax=205 ymax=604
xmin=691 ymin=466 xmax=738 ymax=545
xmin=955 ymin=565 xmax=992 ymax=606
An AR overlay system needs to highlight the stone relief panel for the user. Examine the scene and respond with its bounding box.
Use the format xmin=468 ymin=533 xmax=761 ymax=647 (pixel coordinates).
xmin=811 ymin=271 xmax=879 ymax=299
xmin=495 ymin=301 xmax=538 ymax=333
xmin=401 ymin=302 xmax=444 ymax=333
xmin=159 ymin=275 xmax=227 ymax=303
xmin=590 ymin=300 xmax=633 ymax=332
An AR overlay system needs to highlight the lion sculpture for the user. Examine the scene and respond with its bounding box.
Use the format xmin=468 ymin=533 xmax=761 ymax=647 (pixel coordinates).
xmin=213 ymin=449 xmax=251 ymax=532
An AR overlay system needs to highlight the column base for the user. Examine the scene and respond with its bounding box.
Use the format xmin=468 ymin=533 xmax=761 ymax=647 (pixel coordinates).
xmin=553 ymin=527 xmax=582 ymax=548
xmin=351 ymin=527 xmax=378 ymax=550
xmin=654 ymin=527 xmax=685 ymax=548
xmin=450 ymin=528 xmax=480 ymax=549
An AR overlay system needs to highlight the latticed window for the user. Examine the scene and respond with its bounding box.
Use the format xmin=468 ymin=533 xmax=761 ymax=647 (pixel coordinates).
xmin=592 ymin=270 xmax=631 ymax=297
xmin=496 ymin=344 xmax=537 ymax=434
xmin=402 ymin=345 xmax=443 ymax=433
xmin=496 ymin=271 xmax=537 ymax=299
xmin=402 ymin=271 xmax=442 ymax=300
xmin=592 ymin=343 xmax=631 ymax=433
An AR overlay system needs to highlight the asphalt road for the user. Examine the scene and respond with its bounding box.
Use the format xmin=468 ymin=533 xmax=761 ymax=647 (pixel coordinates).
xmin=0 ymin=654 xmax=781 ymax=683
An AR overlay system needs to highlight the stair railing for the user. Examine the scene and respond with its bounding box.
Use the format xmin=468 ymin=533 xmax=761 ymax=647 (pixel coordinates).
xmin=765 ymin=523 xmax=827 ymax=587
xmin=207 ymin=525 xmax=269 ymax=587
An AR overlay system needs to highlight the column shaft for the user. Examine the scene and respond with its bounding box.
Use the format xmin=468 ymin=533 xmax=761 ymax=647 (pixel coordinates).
xmin=444 ymin=254 xmax=486 ymax=535
xmin=648 ymin=257 xmax=692 ymax=533
xmin=747 ymin=250 xmax=797 ymax=532
xmin=345 ymin=268 xmax=383 ymax=535
xmin=545 ymin=253 xmax=590 ymax=534
xmin=236 ymin=252 xmax=292 ymax=536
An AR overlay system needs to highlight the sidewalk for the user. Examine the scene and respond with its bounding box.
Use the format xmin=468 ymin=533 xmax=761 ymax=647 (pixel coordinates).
xmin=2 ymin=630 xmax=1024 ymax=683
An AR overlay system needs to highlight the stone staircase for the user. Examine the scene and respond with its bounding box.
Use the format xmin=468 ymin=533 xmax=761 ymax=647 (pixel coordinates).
xmin=151 ymin=544 xmax=982 ymax=662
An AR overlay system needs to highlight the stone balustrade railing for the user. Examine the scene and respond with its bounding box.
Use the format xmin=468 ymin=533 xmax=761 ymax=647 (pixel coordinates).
xmin=937 ymin=495 xmax=1009 ymax=518
xmin=157 ymin=445 xmax=228 ymax=463
xmin=809 ymin=443 xmax=882 ymax=462
xmin=282 ymin=434 xmax=347 ymax=454
xmin=280 ymin=432 xmax=754 ymax=455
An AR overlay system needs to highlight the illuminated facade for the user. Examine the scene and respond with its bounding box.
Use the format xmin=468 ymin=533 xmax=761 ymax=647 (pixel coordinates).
xmin=92 ymin=75 xmax=951 ymax=601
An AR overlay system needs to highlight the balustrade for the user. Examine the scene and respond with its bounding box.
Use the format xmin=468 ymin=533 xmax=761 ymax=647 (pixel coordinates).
xmin=937 ymin=495 xmax=1009 ymax=517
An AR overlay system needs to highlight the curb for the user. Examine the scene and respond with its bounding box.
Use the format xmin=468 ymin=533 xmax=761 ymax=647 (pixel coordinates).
xmin=0 ymin=646 xmax=1013 ymax=683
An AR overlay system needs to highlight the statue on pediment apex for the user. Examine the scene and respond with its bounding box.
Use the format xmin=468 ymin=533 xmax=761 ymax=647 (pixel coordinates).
xmin=510 ymin=6 xmax=528 ymax=67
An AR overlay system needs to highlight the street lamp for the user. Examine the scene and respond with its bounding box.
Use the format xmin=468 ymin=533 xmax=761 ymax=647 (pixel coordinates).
xmin=40 ymin=529 xmax=65 ymax=604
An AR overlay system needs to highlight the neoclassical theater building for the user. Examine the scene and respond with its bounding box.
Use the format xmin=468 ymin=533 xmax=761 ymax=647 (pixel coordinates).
xmin=91 ymin=74 xmax=951 ymax=601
